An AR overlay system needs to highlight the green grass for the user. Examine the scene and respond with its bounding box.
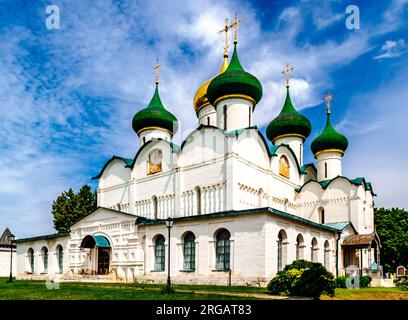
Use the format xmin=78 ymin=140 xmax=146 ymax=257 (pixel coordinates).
xmin=321 ymin=287 xmax=408 ymax=300
xmin=0 ymin=278 xmax=261 ymax=300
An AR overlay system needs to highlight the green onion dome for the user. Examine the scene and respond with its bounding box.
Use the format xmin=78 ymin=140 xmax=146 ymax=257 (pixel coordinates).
xmin=207 ymin=44 xmax=263 ymax=106
xmin=311 ymin=113 xmax=348 ymax=156
xmin=132 ymin=84 xmax=178 ymax=136
xmin=266 ymin=87 xmax=312 ymax=144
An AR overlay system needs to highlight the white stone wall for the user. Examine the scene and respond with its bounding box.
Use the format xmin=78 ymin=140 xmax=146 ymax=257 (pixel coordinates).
xmin=139 ymin=129 xmax=171 ymax=145
xmin=316 ymin=151 xmax=343 ymax=181
xmin=0 ymin=248 xmax=16 ymax=277
xmin=215 ymin=98 xmax=252 ymax=131
xmin=16 ymin=235 xmax=70 ymax=279
xmin=198 ymin=105 xmax=217 ymax=126
xmin=139 ymin=211 xmax=339 ymax=285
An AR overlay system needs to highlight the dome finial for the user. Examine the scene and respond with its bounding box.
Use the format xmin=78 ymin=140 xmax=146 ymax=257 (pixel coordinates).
xmin=323 ymin=91 xmax=334 ymax=115
xmin=230 ymin=13 xmax=242 ymax=44
xmin=154 ymin=58 xmax=162 ymax=85
xmin=282 ymin=63 xmax=294 ymax=88
xmin=218 ymin=18 xmax=230 ymax=58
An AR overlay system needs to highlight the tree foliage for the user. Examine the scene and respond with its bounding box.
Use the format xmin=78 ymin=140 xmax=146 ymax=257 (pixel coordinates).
xmin=267 ymin=260 xmax=335 ymax=299
xmin=374 ymin=207 xmax=408 ymax=273
xmin=52 ymin=185 xmax=97 ymax=233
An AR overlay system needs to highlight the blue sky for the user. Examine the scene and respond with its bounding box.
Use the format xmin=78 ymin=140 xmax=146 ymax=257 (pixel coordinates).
xmin=1 ymin=0 xmax=407 ymax=237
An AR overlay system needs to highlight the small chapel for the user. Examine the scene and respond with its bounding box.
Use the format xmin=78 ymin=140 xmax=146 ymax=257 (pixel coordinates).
xmin=15 ymin=16 xmax=381 ymax=285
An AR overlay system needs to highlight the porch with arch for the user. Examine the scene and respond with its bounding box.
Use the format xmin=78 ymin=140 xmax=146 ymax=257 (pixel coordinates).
xmin=80 ymin=235 xmax=112 ymax=275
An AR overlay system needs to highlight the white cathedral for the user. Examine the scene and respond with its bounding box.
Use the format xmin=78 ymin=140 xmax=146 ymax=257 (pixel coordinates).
xmin=15 ymin=23 xmax=381 ymax=286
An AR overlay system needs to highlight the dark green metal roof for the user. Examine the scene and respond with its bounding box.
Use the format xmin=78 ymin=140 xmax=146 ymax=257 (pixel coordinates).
xmin=266 ymin=87 xmax=311 ymax=143
xmin=16 ymin=233 xmax=69 ymax=243
xmin=136 ymin=207 xmax=341 ymax=233
xmin=296 ymin=176 xmax=376 ymax=195
xmin=207 ymin=44 xmax=263 ymax=106
xmin=132 ymin=84 xmax=178 ymax=135
xmin=323 ymin=222 xmax=353 ymax=231
xmin=311 ymin=113 xmax=348 ymax=155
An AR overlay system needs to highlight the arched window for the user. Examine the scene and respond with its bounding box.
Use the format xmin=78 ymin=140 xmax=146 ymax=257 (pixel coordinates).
xmin=27 ymin=248 xmax=34 ymax=273
xmin=311 ymin=238 xmax=318 ymax=262
xmin=324 ymin=162 xmax=328 ymax=179
xmin=324 ymin=240 xmax=330 ymax=269
xmin=249 ymin=108 xmax=251 ymax=126
xmin=41 ymin=247 xmax=48 ymax=273
xmin=154 ymin=235 xmax=165 ymax=271
xmin=183 ymin=232 xmax=196 ymax=271
xmin=295 ymin=234 xmax=304 ymax=260
xmin=195 ymin=187 xmax=201 ymax=215
xmin=277 ymin=230 xmax=287 ymax=271
xmin=143 ymin=137 xmax=146 ymax=144
xmin=207 ymin=117 xmax=210 ymax=125
xmin=215 ymin=229 xmax=231 ymax=270
xmin=223 ymin=105 xmax=227 ymax=130
xmin=318 ymin=207 xmax=325 ymax=224
xmin=279 ymin=156 xmax=290 ymax=178
xmin=152 ymin=196 xmax=158 ymax=219
xmin=56 ymin=245 xmax=63 ymax=274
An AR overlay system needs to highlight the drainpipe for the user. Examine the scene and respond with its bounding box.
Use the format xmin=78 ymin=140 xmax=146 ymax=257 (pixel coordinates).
xmin=336 ymin=232 xmax=341 ymax=277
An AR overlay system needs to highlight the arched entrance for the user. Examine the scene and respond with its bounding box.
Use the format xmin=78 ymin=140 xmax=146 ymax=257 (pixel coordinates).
xmin=80 ymin=235 xmax=111 ymax=275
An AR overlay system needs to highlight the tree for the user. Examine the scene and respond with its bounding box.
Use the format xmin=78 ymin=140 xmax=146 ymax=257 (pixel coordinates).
xmin=374 ymin=207 xmax=408 ymax=273
xmin=52 ymin=185 xmax=97 ymax=233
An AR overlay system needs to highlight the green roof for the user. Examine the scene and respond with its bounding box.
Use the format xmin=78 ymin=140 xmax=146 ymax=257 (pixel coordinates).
xmin=323 ymin=222 xmax=353 ymax=231
xmin=207 ymin=44 xmax=263 ymax=106
xmin=136 ymin=207 xmax=341 ymax=233
xmin=311 ymin=113 xmax=348 ymax=155
xmin=266 ymin=87 xmax=311 ymax=143
xmin=132 ymin=84 xmax=178 ymax=135
xmin=296 ymin=175 xmax=376 ymax=195
xmin=15 ymin=233 xmax=69 ymax=243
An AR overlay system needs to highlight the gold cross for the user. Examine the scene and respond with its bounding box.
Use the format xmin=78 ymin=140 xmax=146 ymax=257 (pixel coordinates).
xmin=154 ymin=59 xmax=162 ymax=84
xmin=324 ymin=91 xmax=334 ymax=114
xmin=218 ymin=18 xmax=231 ymax=57
xmin=230 ymin=13 xmax=242 ymax=44
xmin=282 ymin=64 xmax=294 ymax=88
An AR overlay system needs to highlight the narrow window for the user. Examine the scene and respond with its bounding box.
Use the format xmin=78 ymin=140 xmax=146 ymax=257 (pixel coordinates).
xmin=296 ymin=234 xmax=304 ymax=260
xmin=223 ymin=105 xmax=227 ymax=130
xmin=27 ymin=248 xmax=34 ymax=273
xmin=311 ymin=238 xmax=318 ymax=262
xmin=56 ymin=245 xmax=63 ymax=274
xmin=324 ymin=162 xmax=328 ymax=179
xmin=299 ymin=143 xmax=302 ymax=165
xmin=195 ymin=187 xmax=201 ymax=215
xmin=216 ymin=229 xmax=231 ymax=270
xmin=143 ymin=137 xmax=146 ymax=144
xmin=183 ymin=232 xmax=196 ymax=271
xmin=249 ymin=109 xmax=251 ymax=126
xmin=277 ymin=232 xmax=283 ymax=271
xmin=154 ymin=235 xmax=165 ymax=271
xmin=41 ymin=247 xmax=48 ymax=273
xmin=207 ymin=117 xmax=210 ymax=125
xmin=152 ymin=196 xmax=158 ymax=219
xmin=324 ymin=241 xmax=330 ymax=269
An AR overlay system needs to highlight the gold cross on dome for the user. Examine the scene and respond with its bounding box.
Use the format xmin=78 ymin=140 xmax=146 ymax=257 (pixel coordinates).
xmin=218 ymin=18 xmax=231 ymax=57
xmin=154 ymin=59 xmax=162 ymax=84
xmin=282 ymin=64 xmax=294 ymax=88
xmin=324 ymin=91 xmax=334 ymax=114
xmin=230 ymin=13 xmax=242 ymax=44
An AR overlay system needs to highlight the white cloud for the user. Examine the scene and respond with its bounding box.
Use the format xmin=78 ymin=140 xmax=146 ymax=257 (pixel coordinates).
xmin=373 ymin=39 xmax=408 ymax=59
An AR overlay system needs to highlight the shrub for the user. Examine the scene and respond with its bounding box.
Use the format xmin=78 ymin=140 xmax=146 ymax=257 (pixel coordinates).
xmin=397 ymin=278 xmax=408 ymax=290
xmin=267 ymin=260 xmax=335 ymax=299
xmin=334 ymin=275 xmax=371 ymax=288
xmin=335 ymin=276 xmax=347 ymax=288
xmin=359 ymin=276 xmax=372 ymax=288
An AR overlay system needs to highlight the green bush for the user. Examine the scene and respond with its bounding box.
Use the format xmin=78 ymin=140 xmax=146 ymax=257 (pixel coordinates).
xmin=359 ymin=276 xmax=372 ymax=288
xmin=335 ymin=276 xmax=347 ymax=288
xmin=397 ymin=278 xmax=408 ymax=290
xmin=267 ymin=260 xmax=335 ymax=299
xmin=334 ymin=275 xmax=371 ymax=288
